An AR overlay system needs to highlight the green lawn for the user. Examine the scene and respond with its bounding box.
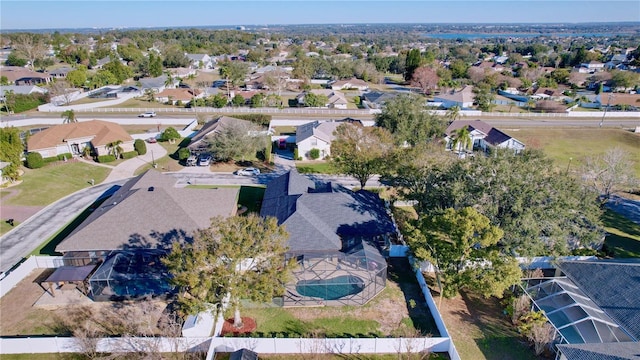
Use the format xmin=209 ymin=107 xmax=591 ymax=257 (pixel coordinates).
xmin=0 ymin=219 xmax=20 ymax=235
xmin=602 ymin=209 xmax=640 ymax=258
xmin=2 ymin=163 xmax=111 ymax=206
xmin=503 ymin=128 xmax=640 ymax=177
xmin=296 ymin=162 xmax=339 ymax=174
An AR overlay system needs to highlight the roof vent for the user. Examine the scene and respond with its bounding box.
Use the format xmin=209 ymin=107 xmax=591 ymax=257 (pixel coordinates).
xmin=148 ymin=186 xmax=154 ymax=192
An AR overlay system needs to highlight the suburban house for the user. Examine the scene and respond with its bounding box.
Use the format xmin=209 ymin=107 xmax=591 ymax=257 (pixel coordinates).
xmin=445 ymin=120 xmax=525 ymax=155
xmin=154 ymin=88 xmax=203 ymax=105
xmin=295 ymin=121 xmax=343 ymax=160
xmin=27 ymin=120 xmax=135 ymax=158
xmin=330 ymin=78 xmax=369 ymax=91
xmin=522 ymin=259 xmax=640 ymax=358
xmin=596 ymin=93 xmax=640 ymax=110
xmin=187 ymin=116 xmax=253 ymax=153
xmin=580 ymin=61 xmax=605 ymax=72
xmin=167 ymin=67 xmax=197 ymax=79
xmin=49 ymin=67 xmax=73 ymax=79
xmin=0 ymin=66 xmax=51 ymax=85
xmin=0 ymin=85 xmax=48 ymax=100
xmin=531 ymin=87 xmax=569 ymax=101
xmin=361 ymin=91 xmax=399 ymax=110
xmin=138 ymin=74 xmax=178 ymax=93
xmin=260 ymin=170 xmax=397 ymax=306
xmin=54 ymin=170 xmax=239 ymax=300
xmin=433 ymin=85 xmax=475 ymax=109
xmin=296 ymin=89 xmax=348 ymax=109
xmin=185 ymin=53 xmax=214 ymax=69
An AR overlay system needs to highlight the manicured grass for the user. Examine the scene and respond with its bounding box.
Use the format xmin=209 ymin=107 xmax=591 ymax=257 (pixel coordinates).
xmin=134 ymin=140 xmax=183 ymax=175
xmin=502 ymin=128 xmax=640 ymax=177
xmin=0 ymin=219 xmax=20 ymax=236
xmin=271 ymin=126 xmax=296 ymax=135
xmin=602 ymin=209 xmax=640 ymax=258
xmin=296 ymin=162 xmax=338 ymax=174
xmin=3 ymin=163 xmax=111 ymax=206
xmin=242 ymin=306 xmax=382 ymax=338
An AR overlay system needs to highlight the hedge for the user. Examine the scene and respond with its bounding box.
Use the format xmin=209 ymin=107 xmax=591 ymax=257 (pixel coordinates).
xmin=43 ymin=156 xmax=60 ymax=164
xmin=121 ymin=150 xmax=138 ymax=159
xmin=309 ymin=148 xmax=320 ymax=160
xmin=25 ymin=152 xmax=44 ymax=169
xmin=97 ymin=154 xmax=117 ymax=163
xmin=134 ymin=139 xmax=147 ymax=155
xmin=4 ymin=93 xmax=49 ymax=113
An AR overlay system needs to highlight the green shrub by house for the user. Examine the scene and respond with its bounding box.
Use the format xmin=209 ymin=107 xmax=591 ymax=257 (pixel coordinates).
xmin=97 ymin=154 xmax=116 ymax=163
xmin=134 ymin=139 xmax=147 ymax=155
xmin=25 ymin=152 xmax=44 ymax=169
xmin=309 ymin=148 xmax=320 ymax=160
xmin=43 ymin=156 xmax=60 ymax=164
xmin=57 ymin=153 xmax=72 ymax=161
xmin=121 ymin=150 xmax=138 ymax=159
xmin=178 ymin=147 xmax=191 ymax=161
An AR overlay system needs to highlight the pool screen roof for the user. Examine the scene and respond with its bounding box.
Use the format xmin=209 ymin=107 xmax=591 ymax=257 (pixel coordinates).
xmin=524 ymin=277 xmax=633 ymax=344
xmin=45 ymin=265 xmax=97 ymax=283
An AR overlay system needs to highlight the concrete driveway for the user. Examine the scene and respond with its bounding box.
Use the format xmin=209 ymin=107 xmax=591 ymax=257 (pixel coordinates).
xmin=102 ymin=142 xmax=167 ymax=183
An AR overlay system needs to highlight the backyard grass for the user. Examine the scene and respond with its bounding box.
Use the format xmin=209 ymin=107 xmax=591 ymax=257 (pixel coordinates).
xmin=238 ymin=258 xmax=439 ymax=339
xmin=296 ymin=161 xmax=339 ymax=174
xmin=1 ymin=162 xmax=111 ymax=207
xmin=0 ymin=219 xmax=20 ymax=236
xmin=602 ymin=209 xmax=640 ymax=258
xmin=271 ymin=126 xmax=297 ymax=135
xmin=502 ymin=128 xmax=640 ymax=177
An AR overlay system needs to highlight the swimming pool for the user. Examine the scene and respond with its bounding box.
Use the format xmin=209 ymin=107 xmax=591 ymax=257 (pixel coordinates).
xmin=296 ymin=275 xmax=365 ymax=300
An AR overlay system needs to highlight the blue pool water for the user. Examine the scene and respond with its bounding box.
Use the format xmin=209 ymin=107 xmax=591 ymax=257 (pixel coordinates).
xmin=296 ymin=275 xmax=365 ymax=300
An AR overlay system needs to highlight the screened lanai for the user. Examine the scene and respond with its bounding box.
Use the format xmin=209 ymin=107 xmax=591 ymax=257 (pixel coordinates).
xmin=89 ymin=250 xmax=175 ymax=301
xmin=522 ymin=277 xmax=633 ymax=344
xmin=282 ymin=243 xmax=387 ymax=307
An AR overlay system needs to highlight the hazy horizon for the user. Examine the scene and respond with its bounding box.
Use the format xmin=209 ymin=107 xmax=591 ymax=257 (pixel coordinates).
xmin=2 ymin=1 xmax=639 ymax=31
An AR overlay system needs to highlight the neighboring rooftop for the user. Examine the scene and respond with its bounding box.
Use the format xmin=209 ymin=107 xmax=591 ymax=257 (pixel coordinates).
xmin=27 ymin=120 xmax=133 ymax=151
xmin=557 ymin=342 xmax=640 ymax=360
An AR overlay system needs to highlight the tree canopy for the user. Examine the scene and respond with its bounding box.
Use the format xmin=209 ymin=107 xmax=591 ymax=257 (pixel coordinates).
xmin=408 ymin=207 xmax=521 ymax=298
xmin=330 ymin=123 xmax=395 ymax=188
xmin=375 ymin=93 xmax=446 ymax=146
xmin=163 ymin=215 xmax=290 ymax=326
xmin=0 ymin=127 xmax=24 ymax=181
xmin=207 ymin=121 xmax=267 ymax=162
xmin=386 ymin=149 xmax=603 ymax=256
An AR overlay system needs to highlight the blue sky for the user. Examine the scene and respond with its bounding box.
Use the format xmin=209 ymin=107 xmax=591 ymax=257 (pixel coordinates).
xmin=1 ymin=1 xmax=639 ymax=30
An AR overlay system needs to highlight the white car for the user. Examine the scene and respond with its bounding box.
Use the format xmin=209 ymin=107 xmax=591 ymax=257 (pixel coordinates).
xmin=138 ymin=111 xmax=156 ymax=118
xmin=235 ymin=167 xmax=260 ymax=176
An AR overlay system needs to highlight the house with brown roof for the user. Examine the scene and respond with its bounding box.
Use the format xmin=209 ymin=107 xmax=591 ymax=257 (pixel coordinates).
xmin=27 ymin=120 xmax=134 ymax=158
xmin=0 ymin=66 xmax=51 ymax=85
xmin=154 ymin=88 xmax=202 ymax=105
xmin=445 ymin=120 xmax=525 ymax=155
xmin=433 ymin=85 xmax=475 ymax=109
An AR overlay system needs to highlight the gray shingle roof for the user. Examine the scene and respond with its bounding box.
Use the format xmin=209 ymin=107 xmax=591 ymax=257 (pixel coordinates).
xmin=260 ymin=171 xmax=396 ymax=254
xmin=559 ymin=259 xmax=640 ymax=341
xmin=188 ymin=116 xmax=252 ymax=151
xmin=557 ymin=342 xmax=640 ymax=360
xmin=295 ymin=121 xmax=341 ymax=144
xmin=56 ymin=170 xmax=239 ymax=252
xmin=445 ymin=120 xmax=514 ymax=147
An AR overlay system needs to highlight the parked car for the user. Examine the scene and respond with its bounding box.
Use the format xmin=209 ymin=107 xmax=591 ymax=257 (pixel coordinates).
xmin=235 ymin=167 xmax=260 ymax=176
xmin=278 ymin=138 xmax=287 ymax=150
xmin=198 ymin=153 xmax=212 ymax=166
xmin=138 ymin=111 xmax=156 ymax=118
xmin=186 ymin=155 xmax=197 ymax=166
xmin=146 ymin=137 xmax=157 ymax=143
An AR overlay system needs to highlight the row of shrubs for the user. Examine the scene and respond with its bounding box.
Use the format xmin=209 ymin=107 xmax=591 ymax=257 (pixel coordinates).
xmin=24 ymin=139 xmax=148 ymax=169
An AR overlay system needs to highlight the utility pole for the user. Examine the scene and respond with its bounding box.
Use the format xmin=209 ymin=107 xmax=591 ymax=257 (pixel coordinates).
xmin=599 ymin=93 xmax=614 ymax=128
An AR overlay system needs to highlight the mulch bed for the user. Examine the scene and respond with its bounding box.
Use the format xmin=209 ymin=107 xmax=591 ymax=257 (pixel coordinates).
xmin=220 ymin=316 xmax=257 ymax=336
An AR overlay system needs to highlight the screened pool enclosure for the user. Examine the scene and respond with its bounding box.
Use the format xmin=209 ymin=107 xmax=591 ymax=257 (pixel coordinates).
xmin=522 ymin=277 xmax=633 ymax=344
xmin=282 ymin=243 xmax=387 ymax=307
xmin=89 ymin=250 xmax=175 ymax=301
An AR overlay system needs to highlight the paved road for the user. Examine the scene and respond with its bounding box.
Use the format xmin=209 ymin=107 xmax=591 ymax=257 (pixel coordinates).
xmin=0 ymin=180 xmax=126 ymax=274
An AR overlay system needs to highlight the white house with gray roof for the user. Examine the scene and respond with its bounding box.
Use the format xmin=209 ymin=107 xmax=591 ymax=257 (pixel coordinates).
xmin=295 ymin=121 xmax=342 ymax=160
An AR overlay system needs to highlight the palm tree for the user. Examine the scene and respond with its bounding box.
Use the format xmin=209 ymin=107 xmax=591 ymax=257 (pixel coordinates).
xmin=526 ymin=98 xmax=536 ymax=113
xmin=61 ymin=109 xmax=77 ymax=124
xmin=451 ymin=126 xmax=472 ymax=156
xmin=107 ymin=140 xmax=124 ymax=159
xmin=446 ymin=105 xmax=461 ymax=124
